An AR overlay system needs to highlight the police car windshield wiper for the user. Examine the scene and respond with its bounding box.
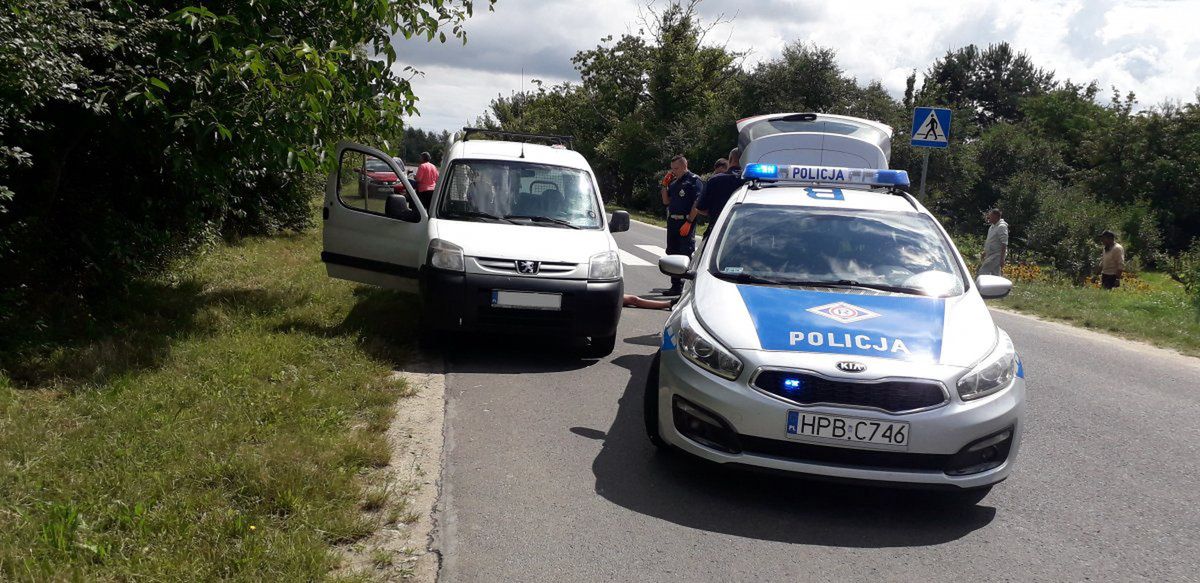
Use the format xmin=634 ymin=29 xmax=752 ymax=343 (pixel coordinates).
xmin=795 ymin=279 xmax=927 ymax=295
xmin=503 ymin=214 xmax=581 ymax=229
xmin=838 ymin=281 xmax=929 ymax=295
xmin=717 ymin=272 xmax=790 ymax=285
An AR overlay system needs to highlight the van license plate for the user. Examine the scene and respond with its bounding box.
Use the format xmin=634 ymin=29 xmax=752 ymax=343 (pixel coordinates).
xmin=785 ymin=411 xmax=909 ymax=449
xmin=491 ymin=291 xmax=562 ymax=311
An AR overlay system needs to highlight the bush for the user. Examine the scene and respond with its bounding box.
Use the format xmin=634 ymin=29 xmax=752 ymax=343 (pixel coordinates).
xmin=1160 ymin=239 xmax=1200 ymax=313
xmin=1024 ymin=185 xmax=1123 ymax=283
xmin=0 ymin=0 xmax=482 ymax=332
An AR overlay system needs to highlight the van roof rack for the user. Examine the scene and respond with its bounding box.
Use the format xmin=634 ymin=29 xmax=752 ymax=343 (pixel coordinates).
xmin=461 ymin=128 xmax=574 ymax=149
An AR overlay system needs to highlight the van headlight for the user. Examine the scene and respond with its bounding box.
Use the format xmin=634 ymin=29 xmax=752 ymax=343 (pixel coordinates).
xmin=429 ymin=238 xmax=464 ymax=272
xmin=588 ymin=250 xmax=621 ymax=280
xmin=957 ymin=331 xmax=1017 ymax=401
xmin=677 ymin=310 xmax=742 ymax=380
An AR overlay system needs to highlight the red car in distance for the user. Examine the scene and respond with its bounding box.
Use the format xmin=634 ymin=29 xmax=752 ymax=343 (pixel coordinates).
xmin=357 ymin=157 xmax=406 ymax=199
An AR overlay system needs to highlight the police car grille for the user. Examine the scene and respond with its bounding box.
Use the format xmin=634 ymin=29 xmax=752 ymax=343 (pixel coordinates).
xmin=751 ymin=370 xmax=947 ymax=413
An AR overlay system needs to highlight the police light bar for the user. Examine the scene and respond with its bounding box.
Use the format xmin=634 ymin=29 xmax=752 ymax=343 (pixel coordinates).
xmin=743 ymin=163 xmax=910 ymax=188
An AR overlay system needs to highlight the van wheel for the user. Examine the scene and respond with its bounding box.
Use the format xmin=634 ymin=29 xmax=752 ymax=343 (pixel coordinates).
xmin=644 ymin=352 xmax=667 ymax=449
xmin=582 ymin=333 xmax=616 ymax=358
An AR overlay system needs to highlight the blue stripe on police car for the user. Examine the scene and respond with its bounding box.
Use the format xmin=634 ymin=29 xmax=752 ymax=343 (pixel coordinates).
xmin=736 ymin=286 xmax=946 ymax=363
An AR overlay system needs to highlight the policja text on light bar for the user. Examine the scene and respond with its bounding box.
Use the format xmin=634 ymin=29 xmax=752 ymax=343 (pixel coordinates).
xmin=743 ymin=163 xmax=911 ymax=188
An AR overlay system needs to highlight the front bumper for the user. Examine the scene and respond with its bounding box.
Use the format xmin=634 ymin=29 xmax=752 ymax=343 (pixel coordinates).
xmin=656 ymin=349 xmax=1026 ymax=490
xmin=420 ymin=267 xmax=622 ymax=338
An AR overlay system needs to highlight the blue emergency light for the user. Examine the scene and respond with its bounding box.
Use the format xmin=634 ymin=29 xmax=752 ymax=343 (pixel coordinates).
xmin=743 ymin=163 xmax=910 ymax=188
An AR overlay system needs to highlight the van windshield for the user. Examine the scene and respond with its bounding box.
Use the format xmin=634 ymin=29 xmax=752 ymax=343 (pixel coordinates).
xmin=438 ymin=159 xmax=602 ymax=229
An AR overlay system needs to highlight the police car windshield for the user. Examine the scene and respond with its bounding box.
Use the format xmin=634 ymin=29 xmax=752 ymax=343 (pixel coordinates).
xmin=712 ymin=205 xmax=965 ymax=297
xmin=438 ymin=159 xmax=602 ymax=229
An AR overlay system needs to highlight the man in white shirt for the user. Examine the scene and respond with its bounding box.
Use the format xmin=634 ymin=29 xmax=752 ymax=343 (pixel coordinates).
xmin=979 ymin=208 xmax=1008 ymax=277
xmin=1098 ymin=230 xmax=1125 ymax=289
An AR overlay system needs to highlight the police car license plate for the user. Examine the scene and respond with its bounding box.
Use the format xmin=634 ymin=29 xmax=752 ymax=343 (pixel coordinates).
xmin=491 ymin=290 xmax=562 ymax=311
xmin=785 ymin=411 xmax=909 ymax=449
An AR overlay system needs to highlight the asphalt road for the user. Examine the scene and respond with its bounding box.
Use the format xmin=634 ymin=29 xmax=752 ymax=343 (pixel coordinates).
xmin=436 ymin=219 xmax=1200 ymax=582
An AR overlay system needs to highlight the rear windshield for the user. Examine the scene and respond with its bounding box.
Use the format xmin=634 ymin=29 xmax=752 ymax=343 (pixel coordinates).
xmin=438 ymin=159 xmax=602 ymax=229
xmin=738 ymin=118 xmax=891 ymax=155
xmin=712 ymin=205 xmax=966 ymax=297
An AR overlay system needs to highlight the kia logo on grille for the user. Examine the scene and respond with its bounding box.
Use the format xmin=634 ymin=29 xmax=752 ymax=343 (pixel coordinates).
xmin=836 ymin=361 xmax=866 ymax=373
xmin=515 ymin=260 xmax=540 ymax=275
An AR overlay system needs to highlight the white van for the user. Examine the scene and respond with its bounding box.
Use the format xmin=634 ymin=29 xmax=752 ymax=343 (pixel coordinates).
xmin=321 ymin=129 xmax=631 ymax=356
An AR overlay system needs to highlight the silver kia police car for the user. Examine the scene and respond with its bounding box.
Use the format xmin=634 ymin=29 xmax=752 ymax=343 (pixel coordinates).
xmin=645 ymin=163 xmax=1025 ymax=503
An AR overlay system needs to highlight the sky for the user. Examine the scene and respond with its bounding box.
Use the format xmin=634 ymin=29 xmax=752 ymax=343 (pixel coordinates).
xmin=392 ymin=0 xmax=1200 ymax=133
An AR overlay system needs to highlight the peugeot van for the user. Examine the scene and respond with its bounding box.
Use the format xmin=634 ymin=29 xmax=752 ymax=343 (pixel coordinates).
xmin=322 ymin=129 xmax=630 ymax=356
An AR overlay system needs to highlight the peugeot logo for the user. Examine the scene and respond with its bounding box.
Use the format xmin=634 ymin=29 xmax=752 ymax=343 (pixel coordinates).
xmin=836 ymin=361 xmax=867 ymax=373
xmin=515 ymin=260 xmax=540 ymax=275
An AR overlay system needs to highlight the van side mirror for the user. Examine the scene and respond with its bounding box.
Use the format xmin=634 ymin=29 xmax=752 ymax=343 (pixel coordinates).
xmin=658 ymin=255 xmax=693 ymax=279
xmin=609 ymin=210 xmax=630 ymax=233
xmin=385 ymin=194 xmax=419 ymax=222
xmin=976 ymin=275 xmax=1012 ymax=299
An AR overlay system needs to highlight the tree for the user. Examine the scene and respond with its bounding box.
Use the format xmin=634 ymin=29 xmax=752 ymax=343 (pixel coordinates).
xmin=0 ymin=0 xmax=487 ymax=327
xmin=919 ymin=42 xmax=1055 ymax=128
xmin=485 ymin=1 xmax=739 ymax=208
xmin=737 ymin=43 xmax=853 ymax=116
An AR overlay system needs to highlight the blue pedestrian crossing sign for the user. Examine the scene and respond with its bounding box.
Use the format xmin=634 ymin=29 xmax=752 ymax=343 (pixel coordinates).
xmin=911 ymin=107 xmax=951 ymax=148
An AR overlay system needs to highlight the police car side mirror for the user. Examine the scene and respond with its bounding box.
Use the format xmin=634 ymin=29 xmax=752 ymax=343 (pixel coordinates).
xmin=976 ymin=275 xmax=1012 ymax=299
xmin=659 ymin=255 xmax=693 ymax=279
xmin=609 ymin=210 xmax=630 ymax=233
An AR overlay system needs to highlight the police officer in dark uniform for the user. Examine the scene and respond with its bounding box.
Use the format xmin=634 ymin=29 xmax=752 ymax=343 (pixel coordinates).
xmin=689 ymin=146 xmax=744 ymax=236
xmin=660 ymin=154 xmax=702 ymax=296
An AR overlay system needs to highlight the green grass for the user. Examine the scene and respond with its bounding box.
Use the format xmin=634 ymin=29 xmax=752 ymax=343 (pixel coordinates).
xmin=998 ymin=271 xmax=1200 ymax=356
xmin=0 ymin=225 xmax=422 ymax=580
xmin=606 ymin=204 xmax=667 ymax=228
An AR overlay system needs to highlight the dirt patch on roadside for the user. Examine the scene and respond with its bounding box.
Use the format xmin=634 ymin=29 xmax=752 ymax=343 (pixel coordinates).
xmin=336 ymin=358 xmax=447 ymax=581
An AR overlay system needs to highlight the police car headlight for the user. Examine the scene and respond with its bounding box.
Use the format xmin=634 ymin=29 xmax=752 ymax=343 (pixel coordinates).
xmin=429 ymin=238 xmax=465 ymax=272
xmin=957 ymin=331 xmax=1017 ymax=401
xmin=588 ymin=250 xmax=621 ymax=280
xmin=678 ymin=311 xmax=742 ymax=381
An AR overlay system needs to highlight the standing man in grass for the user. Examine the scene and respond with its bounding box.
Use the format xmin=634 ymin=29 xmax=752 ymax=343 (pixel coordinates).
xmin=980 ymin=208 xmax=1009 ymax=277
xmin=1098 ymin=230 xmax=1125 ymax=290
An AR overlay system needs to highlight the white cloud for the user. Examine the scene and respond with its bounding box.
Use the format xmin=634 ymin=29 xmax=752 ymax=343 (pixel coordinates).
xmin=396 ymin=0 xmax=1200 ymax=132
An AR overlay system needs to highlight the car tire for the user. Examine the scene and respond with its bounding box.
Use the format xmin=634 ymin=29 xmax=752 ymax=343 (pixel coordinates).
xmin=948 ymin=485 xmax=993 ymax=505
xmin=582 ymin=333 xmax=617 ymax=358
xmin=644 ymin=351 xmax=667 ymax=449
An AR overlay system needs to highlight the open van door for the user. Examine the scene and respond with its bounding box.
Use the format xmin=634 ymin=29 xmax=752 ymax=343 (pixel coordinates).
xmin=737 ymin=113 xmax=894 ymax=169
xmin=321 ymin=142 xmax=429 ymax=293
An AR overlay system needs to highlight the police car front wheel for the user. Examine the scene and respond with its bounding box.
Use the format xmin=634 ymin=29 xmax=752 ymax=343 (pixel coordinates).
xmin=643 ymin=352 xmax=667 ymax=449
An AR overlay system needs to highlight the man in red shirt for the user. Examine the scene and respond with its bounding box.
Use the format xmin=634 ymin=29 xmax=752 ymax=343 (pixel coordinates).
xmin=414 ymin=152 xmax=439 ymax=210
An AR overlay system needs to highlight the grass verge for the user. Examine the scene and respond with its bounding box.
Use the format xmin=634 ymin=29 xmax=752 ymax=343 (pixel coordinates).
xmin=997 ymin=271 xmax=1200 ymax=356
xmin=606 ymin=204 xmax=667 ymax=228
xmin=0 ymin=225 xmax=420 ymax=580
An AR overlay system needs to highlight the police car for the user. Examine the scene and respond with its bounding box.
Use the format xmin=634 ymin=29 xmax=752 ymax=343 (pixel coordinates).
xmin=645 ymin=163 xmax=1025 ymax=502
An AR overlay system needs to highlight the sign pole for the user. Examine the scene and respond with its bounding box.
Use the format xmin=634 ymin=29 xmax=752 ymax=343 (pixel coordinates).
xmin=918 ymin=149 xmax=929 ymax=198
